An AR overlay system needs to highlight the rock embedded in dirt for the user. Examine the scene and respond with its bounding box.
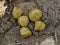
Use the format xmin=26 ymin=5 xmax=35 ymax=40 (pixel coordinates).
xmin=40 ymin=37 xmax=55 ymax=45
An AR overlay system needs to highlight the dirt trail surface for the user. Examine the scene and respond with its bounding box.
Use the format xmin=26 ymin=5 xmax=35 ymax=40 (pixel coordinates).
xmin=0 ymin=0 xmax=60 ymax=45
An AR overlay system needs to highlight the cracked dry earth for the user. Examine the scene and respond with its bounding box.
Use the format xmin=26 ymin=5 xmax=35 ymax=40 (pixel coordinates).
xmin=0 ymin=0 xmax=60 ymax=45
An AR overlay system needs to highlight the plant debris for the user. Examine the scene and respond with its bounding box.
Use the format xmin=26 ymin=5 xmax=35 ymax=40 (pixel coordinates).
xmin=0 ymin=0 xmax=7 ymax=18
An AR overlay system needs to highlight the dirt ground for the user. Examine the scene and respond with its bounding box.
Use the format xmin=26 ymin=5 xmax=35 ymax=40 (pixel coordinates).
xmin=0 ymin=0 xmax=60 ymax=45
